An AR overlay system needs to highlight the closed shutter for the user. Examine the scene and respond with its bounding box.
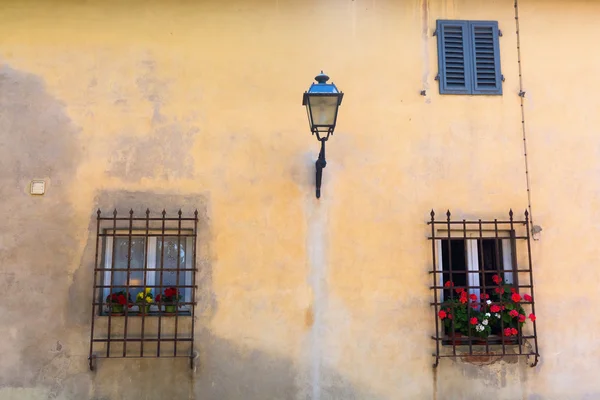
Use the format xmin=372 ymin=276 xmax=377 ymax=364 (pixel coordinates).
xmin=437 ymin=20 xmax=471 ymax=94
xmin=469 ymin=21 xmax=502 ymax=95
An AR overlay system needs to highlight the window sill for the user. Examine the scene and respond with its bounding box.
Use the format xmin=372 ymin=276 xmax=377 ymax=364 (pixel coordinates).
xmin=99 ymin=311 xmax=192 ymax=317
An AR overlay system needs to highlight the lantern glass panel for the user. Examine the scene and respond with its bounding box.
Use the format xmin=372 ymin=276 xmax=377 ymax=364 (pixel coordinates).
xmin=307 ymin=95 xmax=339 ymax=128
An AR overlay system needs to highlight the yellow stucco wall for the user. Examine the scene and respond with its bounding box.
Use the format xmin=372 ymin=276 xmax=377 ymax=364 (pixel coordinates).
xmin=0 ymin=0 xmax=598 ymax=399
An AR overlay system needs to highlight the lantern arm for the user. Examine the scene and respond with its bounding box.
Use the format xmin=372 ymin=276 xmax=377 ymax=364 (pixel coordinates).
xmin=315 ymin=139 xmax=327 ymax=199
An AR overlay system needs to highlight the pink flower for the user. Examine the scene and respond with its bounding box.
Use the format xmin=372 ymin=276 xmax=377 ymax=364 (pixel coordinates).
xmin=529 ymin=313 xmax=536 ymax=322
xmin=524 ymin=294 xmax=533 ymax=302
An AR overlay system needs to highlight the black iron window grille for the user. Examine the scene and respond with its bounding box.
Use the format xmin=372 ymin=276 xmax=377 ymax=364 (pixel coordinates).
xmin=429 ymin=210 xmax=539 ymax=368
xmin=88 ymin=209 xmax=198 ymax=371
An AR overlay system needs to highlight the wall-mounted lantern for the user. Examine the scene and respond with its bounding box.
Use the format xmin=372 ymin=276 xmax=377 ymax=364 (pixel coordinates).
xmin=302 ymin=71 xmax=344 ymax=198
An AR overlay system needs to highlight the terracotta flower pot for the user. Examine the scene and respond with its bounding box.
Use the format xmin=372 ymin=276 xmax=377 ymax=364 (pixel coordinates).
xmin=449 ymin=333 xmax=464 ymax=345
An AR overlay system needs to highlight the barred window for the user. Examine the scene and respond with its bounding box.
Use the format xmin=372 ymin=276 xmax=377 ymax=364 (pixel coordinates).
xmin=89 ymin=209 xmax=198 ymax=371
xmin=429 ymin=210 xmax=539 ymax=367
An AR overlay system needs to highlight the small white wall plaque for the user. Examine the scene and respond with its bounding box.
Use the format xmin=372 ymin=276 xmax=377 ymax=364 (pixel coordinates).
xmin=30 ymin=180 xmax=46 ymax=195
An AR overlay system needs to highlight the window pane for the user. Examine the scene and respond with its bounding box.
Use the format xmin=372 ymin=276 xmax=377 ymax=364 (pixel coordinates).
xmin=111 ymin=237 xmax=146 ymax=299
xmin=155 ymin=239 xmax=187 ymax=290
xmin=441 ymin=239 xmax=467 ymax=299
xmin=479 ymin=239 xmax=503 ymax=296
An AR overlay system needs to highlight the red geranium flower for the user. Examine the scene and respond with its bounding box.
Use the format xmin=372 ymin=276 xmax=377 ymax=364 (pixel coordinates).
xmin=444 ymin=281 xmax=453 ymax=288
xmin=503 ymin=328 xmax=512 ymax=337
xmin=470 ymin=317 xmax=478 ymax=325
xmin=469 ymin=294 xmax=477 ymax=301
xmin=470 ymin=303 xmax=478 ymax=309
xmin=509 ymin=310 xmax=519 ymax=317
xmin=511 ymin=293 xmax=522 ymax=303
xmin=510 ymin=288 xmax=516 ymax=294
xmin=438 ymin=310 xmax=447 ymax=319
xmin=155 ymin=294 xmax=162 ymax=302
xmin=117 ymin=294 xmax=126 ymax=305
xmin=511 ymin=328 xmax=518 ymax=335
xmin=448 ymin=314 xmax=453 ymax=320
xmin=495 ymin=287 xmax=505 ymax=295
xmin=524 ymin=294 xmax=532 ymax=302
xmin=490 ymin=305 xmax=501 ymax=313
xmin=529 ymin=313 xmax=536 ymax=322
xmin=480 ymin=293 xmax=490 ymax=300
xmin=455 ymin=287 xmax=465 ymax=294
xmin=492 ymin=275 xmax=502 ymax=285
xmin=518 ymin=314 xmax=526 ymax=323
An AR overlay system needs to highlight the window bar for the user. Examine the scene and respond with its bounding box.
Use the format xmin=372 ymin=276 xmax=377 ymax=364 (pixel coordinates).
xmin=174 ymin=210 xmax=182 ymax=357
xmin=190 ymin=209 xmax=199 ymax=369
xmin=510 ymin=210 xmax=520 ymax=288
xmin=88 ymin=209 xmax=102 ymax=370
xmin=157 ymin=210 xmax=166 ymax=357
xmin=123 ymin=209 xmax=134 ymax=357
xmin=445 ymin=210 xmax=458 ymax=356
xmin=430 ymin=211 xmax=440 ymax=367
xmin=478 ymin=218 xmax=490 ymax=354
xmin=462 ymin=218 xmax=474 ymax=354
xmin=509 ymin=210 xmax=524 ymax=356
xmin=492 ymin=218 xmax=508 ymax=355
xmin=106 ymin=209 xmax=118 ymax=358
xmin=140 ymin=209 xmax=150 ymax=358
xmin=525 ymin=210 xmax=540 ymax=367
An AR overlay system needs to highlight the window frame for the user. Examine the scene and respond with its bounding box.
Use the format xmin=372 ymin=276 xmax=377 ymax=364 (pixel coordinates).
xmin=101 ymin=230 xmax=194 ymax=314
xmin=436 ymin=232 xmax=516 ymax=303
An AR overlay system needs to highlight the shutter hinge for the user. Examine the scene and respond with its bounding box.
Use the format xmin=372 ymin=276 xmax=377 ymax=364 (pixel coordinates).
xmin=499 ymin=29 xmax=503 ymax=37
xmin=435 ymin=74 xmax=440 ymax=81
xmin=501 ymin=75 xmax=505 ymax=82
xmin=519 ymin=90 xmax=526 ymax=98
xmin=433 ymin=29 xmax=437 ymax=37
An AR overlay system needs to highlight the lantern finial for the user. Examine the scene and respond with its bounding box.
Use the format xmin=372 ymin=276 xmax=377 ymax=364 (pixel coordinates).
xmin=315 ymin=71 xmax=330 ymax=84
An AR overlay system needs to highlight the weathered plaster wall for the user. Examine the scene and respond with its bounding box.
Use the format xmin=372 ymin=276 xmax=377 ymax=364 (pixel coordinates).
xmin=0 ymin=0 xmax=597 ymax=399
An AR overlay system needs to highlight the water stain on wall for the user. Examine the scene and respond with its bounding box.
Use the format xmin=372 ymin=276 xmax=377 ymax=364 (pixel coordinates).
xmin=0 ymin=63 xmax=82 ymax=393
xmin=107 ymin=56 xmax=199 ymax=181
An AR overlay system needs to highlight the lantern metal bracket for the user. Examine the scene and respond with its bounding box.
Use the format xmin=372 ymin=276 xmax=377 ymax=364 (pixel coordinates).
xmin=315 ymin=138 xmax=327 ymax=199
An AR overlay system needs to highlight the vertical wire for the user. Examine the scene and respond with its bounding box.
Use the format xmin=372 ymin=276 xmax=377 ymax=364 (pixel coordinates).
xmin=515 ymin=0 xmax=535 ymax=228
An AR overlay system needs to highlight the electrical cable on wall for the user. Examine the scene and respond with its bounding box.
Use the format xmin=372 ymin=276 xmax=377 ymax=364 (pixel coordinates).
xmin=514 ymin=0 xmax=541 ymax=239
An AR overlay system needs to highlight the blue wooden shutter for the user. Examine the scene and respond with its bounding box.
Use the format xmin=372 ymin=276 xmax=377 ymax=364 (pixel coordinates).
xmin=437 ymin=20 xmax=471 ymax=94
xmin=469 ymin=21 xmax=502 ymax=95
